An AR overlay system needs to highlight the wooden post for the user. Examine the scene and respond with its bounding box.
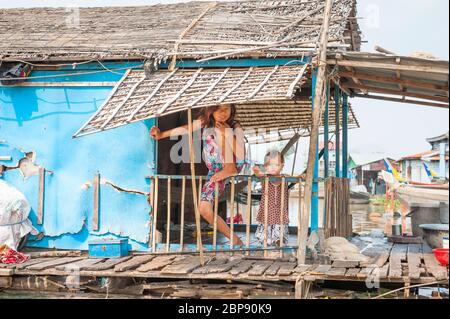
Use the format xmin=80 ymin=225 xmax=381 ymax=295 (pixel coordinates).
xmin=229 ymin=177 xmax=236 ymax=252
xmin=187 ymin=108 xmax=205 ymax=265
xmin=279 ymin=177 xmax=286 ymax=258
xmin=264 ymin=177 xmax=269 ymax=258
xmin=213 ymin=182 xmax=219 ymax=253
xmin=342 ymin=93 xmax=349 ymax=178
xmin=151 ymin=176 xmax=159 ymax=252
xmin=298 ymin=0 xmax=334 ymax=264
xmin=166 ymin=177 xmax=171 ymax=252
xmin=334 ymin=87 xmax=341 ymax=178
xmin=179 ymin=176 xmax=186 ymax=252
xmin=324 ymin=81 xmax=330 ymax=179
xmin=246 ymin=177 xmax=252 ymax=256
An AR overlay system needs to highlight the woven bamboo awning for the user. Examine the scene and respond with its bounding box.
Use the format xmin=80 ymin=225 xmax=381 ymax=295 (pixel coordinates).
xmin=73 ymin=65 xmax=358 ymax=139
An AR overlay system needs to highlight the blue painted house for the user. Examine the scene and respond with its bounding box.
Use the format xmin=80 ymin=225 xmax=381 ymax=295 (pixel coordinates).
xmin=0 ymin=0 xmax=361 ymax=252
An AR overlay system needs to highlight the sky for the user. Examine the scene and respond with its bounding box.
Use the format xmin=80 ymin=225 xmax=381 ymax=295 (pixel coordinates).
xmin=1 ymin=0 xmax=449 ymax=165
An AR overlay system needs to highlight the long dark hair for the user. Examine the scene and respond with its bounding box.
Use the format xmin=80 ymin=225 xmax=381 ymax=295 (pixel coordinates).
xmin=198 ymin=104 xmax=238 ymax=129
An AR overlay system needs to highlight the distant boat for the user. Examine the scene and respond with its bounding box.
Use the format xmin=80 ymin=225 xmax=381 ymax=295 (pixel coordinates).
xmin=350 ymin=185 xmax=370 ymax=204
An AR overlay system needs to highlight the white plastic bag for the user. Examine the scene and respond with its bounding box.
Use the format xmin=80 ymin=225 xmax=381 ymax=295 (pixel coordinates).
xmin=0 ymin=180 xmax=38 ymax=250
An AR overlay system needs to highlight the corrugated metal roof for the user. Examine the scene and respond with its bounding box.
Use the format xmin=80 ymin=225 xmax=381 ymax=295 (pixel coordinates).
xmin=73 ymin=64 xmax=359 ymax=139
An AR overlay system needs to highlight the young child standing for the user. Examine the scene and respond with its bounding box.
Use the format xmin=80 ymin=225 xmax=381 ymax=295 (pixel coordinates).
xmin=253 ymin=150 xmax=289 ymax=247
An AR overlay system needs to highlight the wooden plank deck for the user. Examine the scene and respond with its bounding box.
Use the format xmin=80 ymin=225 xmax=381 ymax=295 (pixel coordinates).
xmin=2 ymin=243 xmax=448 ymax=292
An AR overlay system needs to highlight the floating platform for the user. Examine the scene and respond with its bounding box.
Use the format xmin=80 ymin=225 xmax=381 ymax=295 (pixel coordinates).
xmin=0 ymin=242 xmax=448 ymax=298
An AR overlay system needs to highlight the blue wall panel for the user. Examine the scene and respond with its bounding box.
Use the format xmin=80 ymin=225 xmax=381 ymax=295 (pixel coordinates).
xmin=0 ymin=71 xmax=156 ymax=251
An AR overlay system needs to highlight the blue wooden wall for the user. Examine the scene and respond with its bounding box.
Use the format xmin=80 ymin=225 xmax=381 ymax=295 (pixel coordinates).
xmin=0 ymin=63 xmax=156 ymax=251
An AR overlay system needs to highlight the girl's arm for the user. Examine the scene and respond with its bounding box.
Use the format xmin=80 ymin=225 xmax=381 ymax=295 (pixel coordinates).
xmin=150 ymin=119 xmax=202 ymax=140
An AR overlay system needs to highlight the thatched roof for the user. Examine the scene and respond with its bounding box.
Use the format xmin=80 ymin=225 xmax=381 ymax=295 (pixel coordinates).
xmin=73 ymin=64 xmax=358 ymax=138
xmin=0 ymin=0 xmax=360 ymax=62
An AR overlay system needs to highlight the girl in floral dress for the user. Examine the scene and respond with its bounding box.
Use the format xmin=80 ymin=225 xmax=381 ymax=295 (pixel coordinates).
xmin=150 ymin=104 xmax=246 ymax=246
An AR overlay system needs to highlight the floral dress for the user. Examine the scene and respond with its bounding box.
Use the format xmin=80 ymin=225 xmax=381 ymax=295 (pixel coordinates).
xmin=200 ymin=128 xmax=246 ymax=204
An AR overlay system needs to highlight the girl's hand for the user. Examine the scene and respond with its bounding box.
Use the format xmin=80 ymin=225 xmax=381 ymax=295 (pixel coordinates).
xmin=215 ymin=121 xmax=231 ymax=133
xmin=149 ymin=126 xmax=162 ymax=140
xmin=210 ymin=167 xmax=237 ymax=183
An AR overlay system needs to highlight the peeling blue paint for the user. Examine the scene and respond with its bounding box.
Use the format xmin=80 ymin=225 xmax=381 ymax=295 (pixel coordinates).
xmin=0 ymin=66 xmax=156 ymax=251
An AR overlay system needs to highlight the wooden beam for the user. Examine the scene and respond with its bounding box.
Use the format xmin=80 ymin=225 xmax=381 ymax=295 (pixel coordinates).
xmin=343 ymin=83 xmax=449 ymax=103
xmin=328 ymin=59 xmax=449 ymax=75
xmin=353 ymin=93 xmax=449 ymax=109
xmin=338 ymin=71 xmax=449 ymax=92
xmin=187 ymin=108 xmax=205 ymax=265
xmin=298 ymin=0 xmax=334 ymax=264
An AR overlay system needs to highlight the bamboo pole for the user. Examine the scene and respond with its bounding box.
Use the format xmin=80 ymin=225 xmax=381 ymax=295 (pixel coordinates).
xmin=245 ymin=177 xmax=252 ymax=256
xmin=297 ymin=181 xmax=302 ymax=258
xmin=166 ymin=177 xmax=171 ymax=252
xmin=298 ymin=0 xmax=334 ymax=264
xmin=187 ymin=108 xmax=205 ymax=265
xmin=179 ymin=176 xmax=186 ymax=252
xmin=264 ymin=177 xmax=269 ymax=258
xmin=151 ymin=176 xmax=159 ymax=252
xmin=279 ymin=177 xmax=286 ymax=258
xmin=213 ymin=182 xmax=219 ymax=253
xmin=229 ymin=177 xmax=236 ymax=252
xmin=198 ymin=176 xmax=203 ymax=206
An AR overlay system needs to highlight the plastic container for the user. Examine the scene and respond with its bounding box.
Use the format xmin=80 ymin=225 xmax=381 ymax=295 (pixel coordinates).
xmin=432 ymin=248 xmax=449 ymax=267
xmin=443 ymin=237 xmax=449 ymax=249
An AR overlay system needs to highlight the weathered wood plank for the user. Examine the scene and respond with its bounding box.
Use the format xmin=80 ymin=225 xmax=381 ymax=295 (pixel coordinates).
xmin=83 ymin=256 xmax=133 ymax=271
xmin=205 ymin=259 xmax=242 ymax=274
xmin=229 ymin=260 xmax=254 ymax=275
xmin=388 ymin=244 xmax=408 ymax=279
xmin=55 ymin=258 xmax=106 ymax=271
xmin=0 ymin=268 xmax=14 ymax=276
xmin=161 ymin=256 xmax=213 ymax=275
xmin=1 ymin=258 xmax=52 ymax=270
xmin=277 ymin=262 xmax=297 ymax=276
xmin=332 ymin=260 xmax=360 ymax=268
xmin=114 ymin=255 xmax=155 ymax=272
xmin=312 ymin=264 xmax=332 ymax=274
xmin=28 ymin=250 xmax=82 ymax=258
xmin=265 ymin=262 xmax=282 ymax=276
xmin=0 ymin=276 xmax=12 ymax=288
xmin=407 ymin=244 xmax=422 ymax=280
xmin=293 ymin=264 xmax=312 ymax=274
xmin=27 ymin=257 xmax=85 ymax=271
xmin=422 ymin=243 xmax=448 ymax=280
xmin=192 ymin=258 xmax=228 ymax=274
xmin=248 ymin=261 xmax=273 ymax=276
xmin=345 ymin=268 xmax=361 ymax=277
xmin=136 ymin=256 xmax=177 ymax=272
xmin=356 ymin=267 xmax=374 ymax=279
xmin=326 ymin=267 xmax=347 ymax=277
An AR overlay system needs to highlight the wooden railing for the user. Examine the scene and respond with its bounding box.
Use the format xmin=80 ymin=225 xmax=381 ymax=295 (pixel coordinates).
xmin=148 ymin=175 xmax=303 ymax=257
